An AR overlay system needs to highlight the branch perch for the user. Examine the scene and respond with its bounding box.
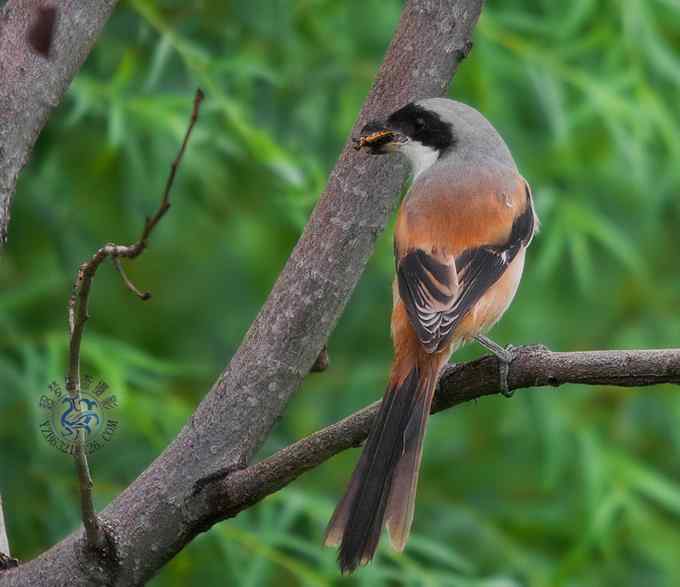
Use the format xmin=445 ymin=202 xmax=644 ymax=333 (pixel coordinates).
xmin=191 ymin=346 xmax=680 ymax=523
xmin=64 ymin=89 xmax=203 ymax=552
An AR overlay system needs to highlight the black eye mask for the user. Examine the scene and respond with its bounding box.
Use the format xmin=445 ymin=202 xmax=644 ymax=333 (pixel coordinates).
xmin=386 ymin=103 xmax=454 ymax=152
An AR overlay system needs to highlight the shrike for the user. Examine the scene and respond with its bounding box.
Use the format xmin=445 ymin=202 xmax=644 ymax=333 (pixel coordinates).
xmin=324 ymin=98 xmax=538 ymax=573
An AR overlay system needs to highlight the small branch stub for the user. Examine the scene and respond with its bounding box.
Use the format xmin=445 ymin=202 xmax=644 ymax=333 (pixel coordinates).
xmin=311 ymin=345 xmax=330 ymax=373
xmin=112 ymin=257 xmax=151 ymax=300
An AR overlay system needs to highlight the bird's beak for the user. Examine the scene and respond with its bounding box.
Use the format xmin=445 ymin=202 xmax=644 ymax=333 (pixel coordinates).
xmin=353 ymin=120 xmax=406 ymax=154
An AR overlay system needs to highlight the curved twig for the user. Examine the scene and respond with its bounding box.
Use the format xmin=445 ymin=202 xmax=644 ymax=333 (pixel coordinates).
xmin=65 ymin=89 xmax=203 ymax=552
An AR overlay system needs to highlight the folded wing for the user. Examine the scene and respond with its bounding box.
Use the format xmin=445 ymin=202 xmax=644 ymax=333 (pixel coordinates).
xmin=397 ymin=183 xmax=536 ymax=353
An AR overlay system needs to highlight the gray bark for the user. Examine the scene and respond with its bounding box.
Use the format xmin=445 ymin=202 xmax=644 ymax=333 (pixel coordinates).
xmin=0 ymin=0 xmax=119 ymax=245
xmin=0 ymin=0 xmax=484 ymax=584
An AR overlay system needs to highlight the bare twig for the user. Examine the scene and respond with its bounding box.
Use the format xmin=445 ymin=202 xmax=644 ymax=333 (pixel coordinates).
xmin=191 ymin=346 xmax=680 ymax=523
xmin=65 ymin=89 xmax=204 ymax=551
xmin=112 ymin=257 xmax=151 ymax=301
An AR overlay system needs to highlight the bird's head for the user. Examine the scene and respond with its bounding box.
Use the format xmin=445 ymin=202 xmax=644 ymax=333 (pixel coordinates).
xmin=354 ymin=100 xmax=456 ymax=178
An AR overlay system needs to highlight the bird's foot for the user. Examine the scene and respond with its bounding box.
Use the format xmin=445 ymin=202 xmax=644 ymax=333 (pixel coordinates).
xmin=473 ymin=335 xmax=517 ymax=398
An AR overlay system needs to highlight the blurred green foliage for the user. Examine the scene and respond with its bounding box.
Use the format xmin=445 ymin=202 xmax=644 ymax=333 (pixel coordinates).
xmin=2 ymin=0 xmax=680 ymax=585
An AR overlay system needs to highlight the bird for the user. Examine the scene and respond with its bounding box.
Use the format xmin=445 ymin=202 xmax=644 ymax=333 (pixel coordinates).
xmin=323 ymin=98 xmax=538 ymax=573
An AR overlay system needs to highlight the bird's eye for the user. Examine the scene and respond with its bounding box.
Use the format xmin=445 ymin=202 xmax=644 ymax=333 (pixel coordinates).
xmin=414 ymin=117 xmax=426 ymax=131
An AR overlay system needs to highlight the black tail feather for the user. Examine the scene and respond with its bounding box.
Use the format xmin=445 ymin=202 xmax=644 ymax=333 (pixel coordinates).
xmin=324 ymin=366 xmax=434 ymax=573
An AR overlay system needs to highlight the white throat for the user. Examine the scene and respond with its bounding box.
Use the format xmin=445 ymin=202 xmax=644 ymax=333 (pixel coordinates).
xmin=400 ymin=141 xmax=440 ymax=180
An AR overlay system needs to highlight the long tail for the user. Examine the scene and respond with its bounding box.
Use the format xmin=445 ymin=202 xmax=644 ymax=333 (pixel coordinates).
xmin=323 ymin=358 xmax=439 ymax=573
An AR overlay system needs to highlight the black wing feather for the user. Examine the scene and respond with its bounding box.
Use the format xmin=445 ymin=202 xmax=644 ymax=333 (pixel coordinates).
xmin=397 ymin=250 xmax=456 ymax=352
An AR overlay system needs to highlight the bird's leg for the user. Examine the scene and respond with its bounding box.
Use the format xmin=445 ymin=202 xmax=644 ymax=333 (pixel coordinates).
xmin=474 ymin=335 xmax=516 ymax=398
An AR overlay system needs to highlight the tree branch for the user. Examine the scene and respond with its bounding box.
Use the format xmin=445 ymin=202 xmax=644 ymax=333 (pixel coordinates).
xmin=2 ymin=1 xmax=483 ymax=584
xmin=0 ymin=0 xmax=120 ymax=246
xmin=190 ymin=346 xmax=680 ymax=524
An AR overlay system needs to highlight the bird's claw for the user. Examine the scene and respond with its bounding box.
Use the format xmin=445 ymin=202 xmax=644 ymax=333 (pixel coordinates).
xmin=473 ymin=336 xmax=517 ymax=398
xmin=497 ymin=344 xmax=516 ymax=398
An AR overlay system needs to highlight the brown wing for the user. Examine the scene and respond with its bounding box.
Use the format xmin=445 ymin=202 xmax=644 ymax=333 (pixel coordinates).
xmin=396 ymin=176 xmax=536 ymax=353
